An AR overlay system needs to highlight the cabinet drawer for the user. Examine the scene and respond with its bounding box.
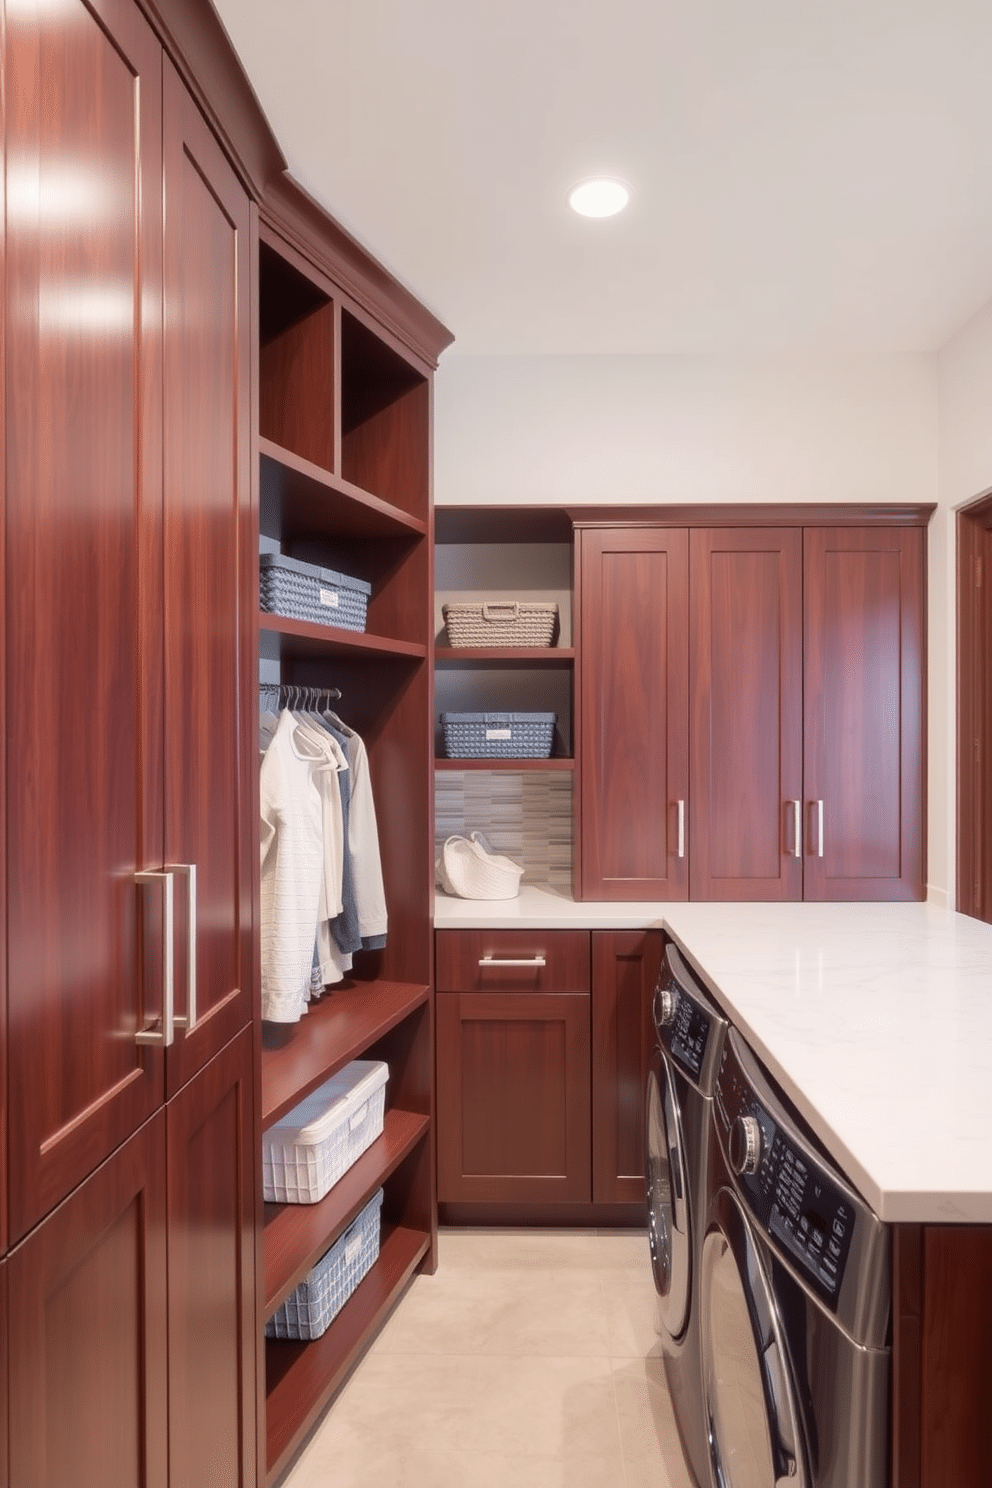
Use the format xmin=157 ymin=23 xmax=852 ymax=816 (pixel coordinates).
xmin=435 ymin=930 xmax=590 ymax=993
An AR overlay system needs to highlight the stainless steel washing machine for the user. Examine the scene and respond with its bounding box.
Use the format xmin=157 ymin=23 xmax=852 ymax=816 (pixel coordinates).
xmin=645 ymin=941 xmax=728 ymax=1488
xmin=700 ymin=1028 xmax=890 ymax=1488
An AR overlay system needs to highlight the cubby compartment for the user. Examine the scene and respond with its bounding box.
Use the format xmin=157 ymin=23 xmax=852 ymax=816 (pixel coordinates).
xmin=341 ymin=309 xmax=430 ymax=520
xmin=259 ymin=241 xmax=336 ymax=471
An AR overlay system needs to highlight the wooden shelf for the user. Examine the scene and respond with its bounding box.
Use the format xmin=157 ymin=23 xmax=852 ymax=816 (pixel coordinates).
xmin=260 ymin=440 xmax=427 ymax=542
xmin=259 ymin=611 xmax=426 ymax=662
xmin=265 ymin=1223 xmax=430 ymax=1482
xmin=436 ymin=756 xmax=575 ymax=772
xmin=263 ymin=1108 xmax=430 ymax=1313
xmin=435 ymin=646 xmax=575 ymax=667
xmin=261 ymin=981 xmax=430 ymax=1129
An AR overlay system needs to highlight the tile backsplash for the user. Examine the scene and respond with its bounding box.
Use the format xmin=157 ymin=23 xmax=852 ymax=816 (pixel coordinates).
xmin=435 ymin=770 xmax=573 ymax=892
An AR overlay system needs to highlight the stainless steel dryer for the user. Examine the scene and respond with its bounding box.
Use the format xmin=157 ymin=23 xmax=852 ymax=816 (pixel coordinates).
xmin=645 ymin=941 xmax=728 ymax=1488
xmin=700 ymin=1028 xmax=890 ymax=1488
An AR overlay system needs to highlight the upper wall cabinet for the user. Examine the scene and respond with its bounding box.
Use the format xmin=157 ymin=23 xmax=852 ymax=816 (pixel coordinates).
xmin=576 ymin=514 xmax=929 ymax=904
xmin=802 ymin=525 xmax=925 ymax=901
xmin=577 ymin=528 xmax=689 ymax=899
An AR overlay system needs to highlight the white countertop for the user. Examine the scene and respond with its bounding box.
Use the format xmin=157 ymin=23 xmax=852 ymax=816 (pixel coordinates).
xmin=435 ymin=890 xmax=992 ymax=1224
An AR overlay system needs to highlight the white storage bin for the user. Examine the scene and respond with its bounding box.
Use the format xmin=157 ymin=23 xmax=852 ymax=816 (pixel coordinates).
xmin=262 ymin=1060 xmax=388 ymax=1204
xmin=265 ymin=1188 xmax=384 ymax=1341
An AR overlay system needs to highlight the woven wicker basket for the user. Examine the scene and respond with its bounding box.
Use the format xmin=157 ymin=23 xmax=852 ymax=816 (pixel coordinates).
xmin=260 ymin=553 xmax=371 ymax=633
xmin=436 ymin=833 xmax=524 ymax=900
xmin=441 ymin=711 xmax=556 ymax=759
xmin=442 ymin=601 xmax=559 ymax=648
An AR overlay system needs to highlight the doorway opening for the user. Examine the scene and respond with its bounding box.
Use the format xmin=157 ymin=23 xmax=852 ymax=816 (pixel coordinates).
xmin=957 ymin=490 xmax=992 ymax=923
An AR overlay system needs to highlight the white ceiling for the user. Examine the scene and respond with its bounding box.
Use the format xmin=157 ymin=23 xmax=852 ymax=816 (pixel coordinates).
xmin=212 ymin=0 xmax=992 ymax=357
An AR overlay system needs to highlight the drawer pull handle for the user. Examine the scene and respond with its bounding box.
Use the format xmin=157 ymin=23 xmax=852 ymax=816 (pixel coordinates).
xmin=478 ymin=955 xmax=547 ymax=967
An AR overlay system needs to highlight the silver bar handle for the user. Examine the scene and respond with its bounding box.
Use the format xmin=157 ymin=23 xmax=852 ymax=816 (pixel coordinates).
xmin=478 ymin=956 xmax=547 ymax=967
xmin=789 ymin=800 xmax=802 ymax=858
xmin=677 ymin=799 xmax=685 ymax=859
xmin=817 ymin=799 xmax=824 ymax=858
xmin=135 ymin=870 xmax=175 ymax=1047
xmin=168 ymin=863 xmax=197 ymax=1033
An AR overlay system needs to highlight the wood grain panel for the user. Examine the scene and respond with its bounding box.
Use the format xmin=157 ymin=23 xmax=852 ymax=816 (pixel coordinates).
xmin=892 ymin=1225 xmax=921 ymax=1488
xmin=956 ymin=498 xmax=992 ymax=924
xmin=803 ymin=527 xmax=925 ymax=900
xmin=166 ymin=1029 xmax=256 ymax=1488
xmin=8 ymin=1112 xmax=169 ymax=1488
xmin=5 ymin=0 xmax=166 ymax=1241
xmin=435 ymin=929 xmax=590 ymax=992
xmin=259 ymin=301 xmax=336 ymax=472
xmin=920 ymin=1227 xmax=992 ymax=1488
xmin=591 ymin=931 xmax=661 ymax=1204
xmin=577 ymin=528 xmax=689 ymax=899
xmin=162 ymin=62 xmax=254 ymax=1095
xmin=436 ymin=991 xmax=591 ymax=1204
xmin=0 ymin=1262 xmax=7 ymax=1488
xmin=689 ymin=528 xmax=803 ymax=901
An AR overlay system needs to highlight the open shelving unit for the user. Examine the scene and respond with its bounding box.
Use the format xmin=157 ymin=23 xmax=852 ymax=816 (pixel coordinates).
xmin=433 ymin=507 xmax=578 ymax=890
xmin=256 ymin=186 xmax=451 ymax=1485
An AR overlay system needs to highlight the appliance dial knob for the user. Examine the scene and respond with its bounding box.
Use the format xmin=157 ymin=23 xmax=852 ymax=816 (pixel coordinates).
xmin=730 ymin=1115 xmax=762 ymax=1176
xmin=654 ymin=985 xmax=677 ymax=1027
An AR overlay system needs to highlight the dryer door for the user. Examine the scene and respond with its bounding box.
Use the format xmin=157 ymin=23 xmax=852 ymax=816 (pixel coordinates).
xmin=701 ymin=1187 xmax=808 ymax=1488
xmin=645 ymin=1046 xmax=691 ymax=1337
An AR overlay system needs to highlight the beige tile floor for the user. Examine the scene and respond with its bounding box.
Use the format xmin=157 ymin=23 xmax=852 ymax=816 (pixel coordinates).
xmin=281 ymin=1228 xmax=696 ymax=1488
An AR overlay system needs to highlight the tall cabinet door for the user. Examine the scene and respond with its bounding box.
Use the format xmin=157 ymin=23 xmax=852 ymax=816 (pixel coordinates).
xmin=166 ymin=1030 xmax=256 ymax=1488
xmin=161 ymin=63 xmax=254 ymax=1097
xmin=8 ymin=1113 xmax=169 ymax=1488
xmin=689 ymin=528 xmax=804 ymax=901
xmin=4 ymin=0 xmax=166 ymax=1242
xmin=578 ymin=528 xmax=689 ymax=900
xmin=803 ymin=526 xmax=925 ymax=901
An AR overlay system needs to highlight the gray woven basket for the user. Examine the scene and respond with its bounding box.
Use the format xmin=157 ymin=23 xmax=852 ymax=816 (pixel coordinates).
xmin=264 ymin=1188 xmax=383 ymax=1341
xmin=441 ymin=711 xmax=556 ymax=759
xmin=442 ymin=601 xmax=559 ymax=648
xmin=260 ymin=553 xmax=371 ymax=632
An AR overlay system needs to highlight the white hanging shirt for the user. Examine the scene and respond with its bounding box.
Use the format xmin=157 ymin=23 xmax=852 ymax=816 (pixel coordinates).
xmin=259 ymin=709 xmax=324 ymax=1022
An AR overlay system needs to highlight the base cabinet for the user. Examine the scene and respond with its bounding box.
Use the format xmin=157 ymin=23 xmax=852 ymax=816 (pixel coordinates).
xmin=436 ymin=931 xmax=592 ymax=1206
xmin=9 ymin=1113 xmax=170 ymax=1488
xmin=436 ymin=928 xmax=659 ymax=1214
xmin=7 ymin=1032 xmax=255 ymax=1488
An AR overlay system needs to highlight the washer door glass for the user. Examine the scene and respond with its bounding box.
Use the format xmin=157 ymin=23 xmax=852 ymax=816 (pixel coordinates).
xmin=645 ymin=1046 xmax=690 ymax=1337
xmin=701 ymin=1187 xmax=807 ymax=1488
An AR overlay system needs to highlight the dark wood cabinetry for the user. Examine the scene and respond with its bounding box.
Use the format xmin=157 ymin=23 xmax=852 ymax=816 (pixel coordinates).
xmin=804 ymin=526 xmax=925 ymax=900
xmin=577 ymin=529 xmax=689 ymax=899
xmin=256 ymin=188 xmax=450 ymax=1483
xmin=167 ymin=1031 xmax=258 ymax=1488
xmin=577 ymin=514 xmax=928 ymax=903
xmin=436 ymin=928 xmax=657 ymax=1218
xmin=689 ymin=527 xmax=804 ymax=901
xmin=3 ymin=0 xmax=260 ymax=1481
xmin=436 ymin=931 xmax=592 ymax=1206
xmin=591 ymin=931 xmax=661 ymax=1204
xmin=5 ymin=0 xmax=167 ymax=1245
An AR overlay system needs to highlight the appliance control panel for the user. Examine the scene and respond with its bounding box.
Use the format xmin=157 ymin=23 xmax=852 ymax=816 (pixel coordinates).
xmin=655 ymin=946 xmax=720 ymax=1084
xmin=715 ymin=1038 xmax=857 ymax=1313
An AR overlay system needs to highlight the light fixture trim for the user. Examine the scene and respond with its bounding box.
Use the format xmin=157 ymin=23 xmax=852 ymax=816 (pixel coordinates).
xmin=568 ymin=177 xmax=630 ymax=218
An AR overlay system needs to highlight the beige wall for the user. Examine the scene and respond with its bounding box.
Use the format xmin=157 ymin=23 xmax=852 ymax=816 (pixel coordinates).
xmin=934 ymin=298 xmax=992 ymax=909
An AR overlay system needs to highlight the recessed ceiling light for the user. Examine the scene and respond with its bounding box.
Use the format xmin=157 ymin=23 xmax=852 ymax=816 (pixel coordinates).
xmin=568 ymin=178 xmax=630 ymax=218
